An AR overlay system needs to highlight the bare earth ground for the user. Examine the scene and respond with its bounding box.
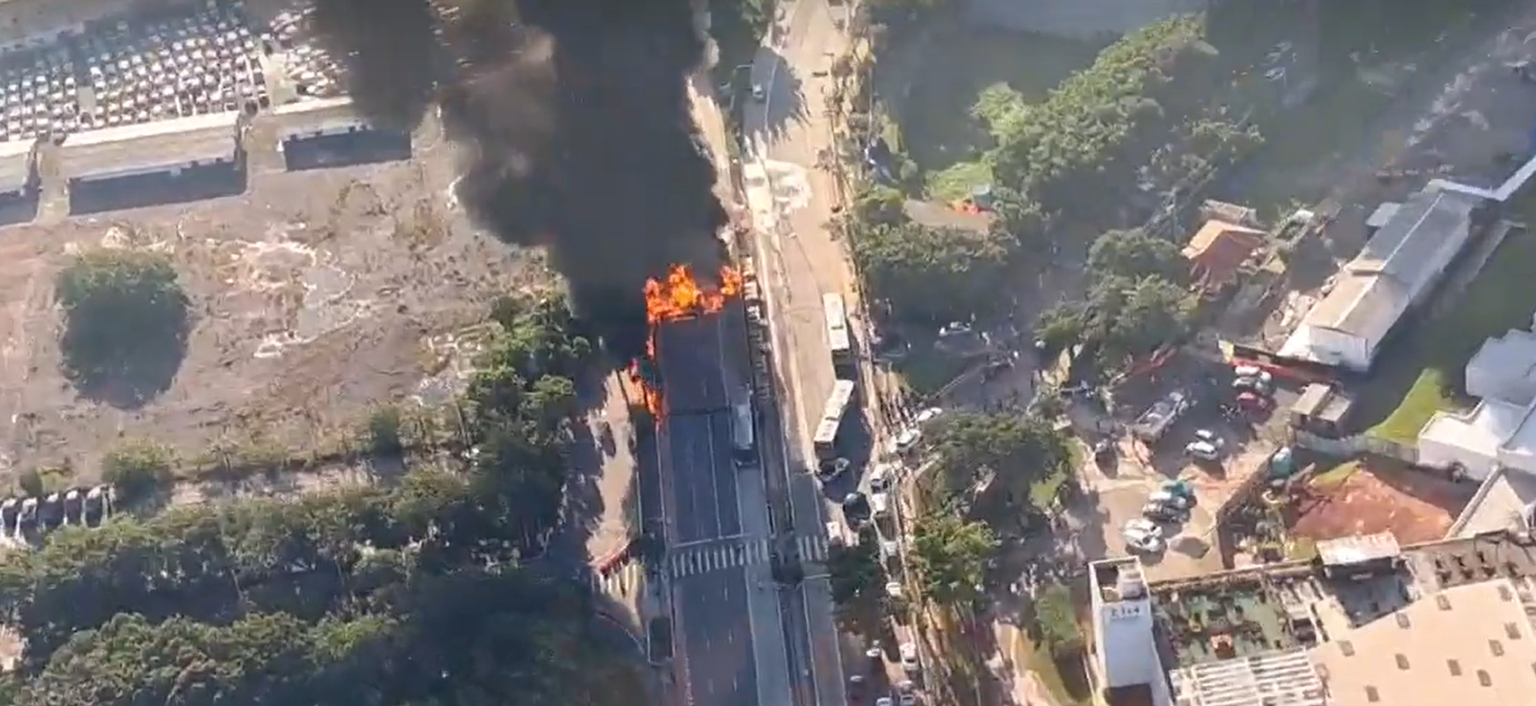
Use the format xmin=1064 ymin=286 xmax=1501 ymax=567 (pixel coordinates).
xmin=0 ymin=119 xmax=546 ymax=482
xmin=1288 ymin=461 xmax=1474 ymax=544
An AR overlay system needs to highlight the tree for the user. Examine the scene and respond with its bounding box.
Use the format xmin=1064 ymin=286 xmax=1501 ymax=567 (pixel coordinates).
xmin=1087 ymin=228 xmax=1187 ymax=284
xmin=366 ymin=405 xmax=407 ymax=457
xmin=99 ymin=438 xmax=175 ymax=506
xmin=985 ymin=15 xmax=1211 ymax=223
xmin=909 ymin=513 xmax=994 ymax=607
xmin=1037 ymin=275 xmax=1195 ymax=375
xmin=1033 ymin=583 xmax=1083 ymax=657
xmin=850 ymin=220 xmax=1015 ymax=325
xmin=925 ymin=412 xmax=1074 ymax=530
xmin=852 ymin=184 xmax=908 ymax=227
xmin=55 ymin=248 xmax=191 ymax=404
xmin=826 ymin=528 xmax=889 ymax=638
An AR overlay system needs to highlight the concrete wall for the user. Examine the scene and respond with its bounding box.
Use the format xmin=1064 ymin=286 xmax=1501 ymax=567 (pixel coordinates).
xmin=963 ymin=0 xmax=1207 ymax=37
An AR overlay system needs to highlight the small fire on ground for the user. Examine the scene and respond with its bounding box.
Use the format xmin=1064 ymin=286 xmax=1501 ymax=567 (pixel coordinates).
xmin=630 ymin=264 xmax=743 ymax=417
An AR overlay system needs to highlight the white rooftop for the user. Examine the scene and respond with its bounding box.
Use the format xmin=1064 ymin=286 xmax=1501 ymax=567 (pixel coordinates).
xmin=1419 ymin=399 xmax=1529 ymax=462
xmin=1170 ymin=649 xmax=1326 ymax=706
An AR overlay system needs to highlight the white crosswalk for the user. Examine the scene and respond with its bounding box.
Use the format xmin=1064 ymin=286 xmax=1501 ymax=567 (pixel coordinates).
xmin=592 ymin=560 xmax=644 ymax=596
xmin=667 ymin=535 xmax=830 ymax=578
xmin=590 ymin=534 xmax=834 ymax=595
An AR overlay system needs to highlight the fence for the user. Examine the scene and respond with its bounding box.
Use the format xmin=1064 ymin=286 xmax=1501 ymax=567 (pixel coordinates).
xmin=1289 ymin=430 xmax=1419 ymax=465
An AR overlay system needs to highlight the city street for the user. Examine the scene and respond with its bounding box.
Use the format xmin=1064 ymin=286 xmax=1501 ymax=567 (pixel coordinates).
xmin=741 ymin=1 xmax=885 ymax=704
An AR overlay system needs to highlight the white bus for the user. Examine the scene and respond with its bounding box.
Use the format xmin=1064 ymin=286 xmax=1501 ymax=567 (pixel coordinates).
xmin=823 ymin=293 xmax=852 ymax=365
xmin=811 ymin=379 xmax=857 ymax=459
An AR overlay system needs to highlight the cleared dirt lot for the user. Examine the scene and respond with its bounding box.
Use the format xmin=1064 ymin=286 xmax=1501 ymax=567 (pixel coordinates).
xmin=1287 ymin=459 xmax=1475 ymax=544
xmin=0 ymin=124 xmax=545 ymax=481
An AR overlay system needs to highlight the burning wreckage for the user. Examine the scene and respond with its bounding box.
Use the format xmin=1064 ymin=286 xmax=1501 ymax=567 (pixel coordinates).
xmin=630 ymin=264 xmax=744 ymax=418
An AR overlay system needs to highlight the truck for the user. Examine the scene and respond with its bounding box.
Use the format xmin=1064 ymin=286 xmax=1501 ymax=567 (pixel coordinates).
xmin=731 ymin=397 xmax=756 ymax=467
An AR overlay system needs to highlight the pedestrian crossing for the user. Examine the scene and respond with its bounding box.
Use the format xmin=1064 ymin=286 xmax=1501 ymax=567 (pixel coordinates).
xmin=667 ymin=534 xmax=830 ymax=578
xmin=589 ymin=534 xmax=834 ymax=596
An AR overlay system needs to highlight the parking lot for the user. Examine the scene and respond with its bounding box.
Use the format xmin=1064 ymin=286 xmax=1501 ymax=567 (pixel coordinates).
xmin=1062 ymin=351 xmax=1285 ymax=580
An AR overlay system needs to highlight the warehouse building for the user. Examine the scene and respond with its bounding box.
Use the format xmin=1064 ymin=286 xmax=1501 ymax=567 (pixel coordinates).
xmin=62 ymin=111 xmax=244 ymax=214
xmin=1279 ymin=188 xmax=1481 ymax=372
xmin=0 ymin=137 xmax=36 ymax=225
xmin=273 ymin=96 xmax=411 ymax=172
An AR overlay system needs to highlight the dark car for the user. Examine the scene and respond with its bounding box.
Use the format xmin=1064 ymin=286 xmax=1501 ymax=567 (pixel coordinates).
xmin=1093 ymin=439 xmax=1115 ymax=464
xmin=842 ymin=492 xmax=871 ymax=525
xmin=37 ymin=494 xmax=64 ymax=529
xmin=819 ymin=457 xmax=852 ymax=483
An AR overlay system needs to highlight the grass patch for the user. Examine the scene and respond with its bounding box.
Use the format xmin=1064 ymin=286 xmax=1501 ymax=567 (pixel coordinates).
xmin=1363 ymin=221 xmax=1536 ymax=442
xmin=893 ymin=348 xmax=971 ymax=399
xmin=1308 ymin=459 xmax=1360 ymax=490
xmin=1011 ymin=629 xmax=1092 ymax=706
xmin=885 ymin=18 xmax=1102 ymax=192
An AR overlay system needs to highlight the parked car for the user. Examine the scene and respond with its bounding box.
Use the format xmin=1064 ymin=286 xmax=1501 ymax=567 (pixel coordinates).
xmin=1122 ymin=519 xmax=1165 ymax=553
xmin=1235 ymin=391 xmax=1274 ymax=412
xmin=1232 ymin=376 xmax=1273 ymax=395
xmin=1148 ymin=489 xmax=1192 ymax=510
xmin=1193 ymin=429 xmax=1224 ymax=448
xmin=915 ymin=407 xmax=944 ymax=426
xmin=1185 ymin=440 xmax=1222 ymax=461
xmin=818 ymin=457 xmax=851 ymax=482
xmin=893 ymin=427 xmax=922 ymax=454
xmin=869 ymin=491 xmax=892 ymax=519
xmin=751 ymin=83 xmax=766 ymax=101
xmin=899 ymin=642 xmax=920 ymax=673
xmin=1093 ymin=439 xmax=1115 ymax=465
xmin=869 ymin=464 xmax=896 ymax=494
xmin=1232 ymin=366 xmax=1273 ymax=383
xmin=1142 ymin=501 xmax=1186 ymax=523
xmin=843 ymin=492 xmax=871 ymax=525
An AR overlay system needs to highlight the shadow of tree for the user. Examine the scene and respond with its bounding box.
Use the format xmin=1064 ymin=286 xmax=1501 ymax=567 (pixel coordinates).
xmin=746 ymin=47 xmax=808 ymax=147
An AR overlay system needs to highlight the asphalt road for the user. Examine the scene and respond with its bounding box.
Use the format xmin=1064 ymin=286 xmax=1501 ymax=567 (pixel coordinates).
xmin=675 ymin=567 xmax=758 ymax=706
xmin=664 ymin=413 xmax=743 ymax=542
xmin=742 ymin=1 xmax=859 ymax=703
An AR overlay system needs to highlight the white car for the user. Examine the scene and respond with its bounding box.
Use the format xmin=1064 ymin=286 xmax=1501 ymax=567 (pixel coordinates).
xmin=1232 ymin=365 xmax=1272 ymax=382
xmin=915 ymin=407 xmax=944 ymax=426
xmin=886 ymin=581 xmax=905 ymax=599
xmin=875 ymin=698 xmax=894 ymax=706
xmin=1185 ymin=440 xmax=1221 ymax=461
xmin=899 ymin=642 xmax=920 ymax=673
xmin=869 ymin=464 xmax=897 ymax=494
xmin=751 ymin=83 xmax=766 ymax=101
xmin=893 ymin=428 xmax=922 ymax=454
xmin=1123 ymin=519 xmax=1166 ymax=553
xmin=1193 ymin=429 xmax=1224 ymax=448
xmin=1148 ymin=489 xmax=1191 ymax=510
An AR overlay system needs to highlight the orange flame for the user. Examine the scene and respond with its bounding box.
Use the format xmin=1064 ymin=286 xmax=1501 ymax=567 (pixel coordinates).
xmin=635 ymin=264 xmax=745 ymax=417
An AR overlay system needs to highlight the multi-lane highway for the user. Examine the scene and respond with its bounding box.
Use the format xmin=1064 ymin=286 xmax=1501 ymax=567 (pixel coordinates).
xmin=655 ymin=306 xmax=795 ymax=706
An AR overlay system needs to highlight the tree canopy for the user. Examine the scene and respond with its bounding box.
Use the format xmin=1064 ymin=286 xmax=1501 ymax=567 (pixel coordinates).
xmin=926 ymin=411 xmax=1075 ymax=523
xmin=0 ymin=291 xmax=623 ymax=706
xmin=55 ymin=247 xmax=192 ymax=405
xmin=826 ymin=527 xmax=890 ymax=638
xmin=1033 ymin=583 xmax=1083 ymax=657
xmin=849 ymin=218 xmax=1016 ymax=325
xmin=984 ymin=15 xmax=1213 ymax=224
xmin=908 ymin=513 xmax=994 ymax=608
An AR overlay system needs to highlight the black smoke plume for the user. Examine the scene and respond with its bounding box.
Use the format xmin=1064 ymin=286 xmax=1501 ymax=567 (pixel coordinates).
xmin=304 ymin=0 xmax=728 ymax=349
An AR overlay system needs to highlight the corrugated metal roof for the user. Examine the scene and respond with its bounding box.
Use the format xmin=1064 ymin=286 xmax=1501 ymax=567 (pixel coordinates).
xmin=1169 ymin=648 xmax=1326 ymax=706
xmin=0 ymin=138 xmax=31 ymax=192
xmin=59 ymin=112 xmax=239 ymax=180
xmin=1297 ymin=187 xmax=1476 ymax=347
xmin=273 ymin=97 xmax=367 ymax=139
xmin=1316 ymin=532 xmax=1401 ymax=567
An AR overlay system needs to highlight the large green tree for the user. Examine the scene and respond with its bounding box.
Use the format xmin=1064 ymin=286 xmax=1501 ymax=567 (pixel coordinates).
xmin=1033 ymin=583 xmax=1083 ymax=657
xmin=850 ymin=219 xmax=1015 ymax=324
xmin=927 ymin=411 xmax=1074 ymax=513
xmin=826 ymin=527 xmax=890 ymax=639
xmin=908 ymin=513 xmax=995 ymax=607
xmin=55 ymin=248 xmax=191 ymax=403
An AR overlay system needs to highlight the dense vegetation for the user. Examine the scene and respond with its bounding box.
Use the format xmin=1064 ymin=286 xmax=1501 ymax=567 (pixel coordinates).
xmin=55 ymin=247 xmax=192 ymax=403
xmin=841 ymin=13 xmax=1262 ymax=374
xmin=0 ymin=292 xmax=629 ymax=706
